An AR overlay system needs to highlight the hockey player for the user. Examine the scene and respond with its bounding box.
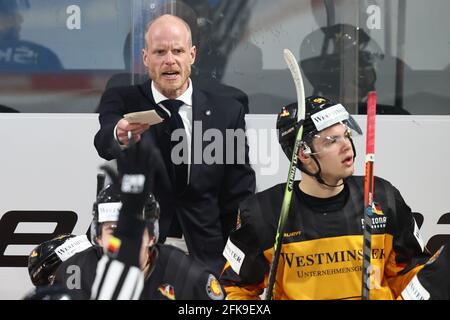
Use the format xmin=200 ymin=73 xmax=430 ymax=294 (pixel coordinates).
xmin=140 ymin=200 xmax=225 ymax=300
xmin=57 ymin=143 xmax=225 ymax=300
xmin=400 ymin=244 xmax=450 ymax=300
xmin=24 ymin=233 xmax=92 ymax=300
xmin=56 ymin=179 xmax=224 ymax=300
xmin=220 ymin=96 xmax=430 ymax=300
xmin=28 ymin=233 xmax=92 ymax=287
xmin=52 ymin=182 xmax=141 ymax=298
xmin=53 ymin=178 xmax=162 ymax=298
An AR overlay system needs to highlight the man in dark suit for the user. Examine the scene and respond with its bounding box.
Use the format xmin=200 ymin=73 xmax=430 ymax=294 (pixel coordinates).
xmin=94 ymin=14 xmax=255 ymax=275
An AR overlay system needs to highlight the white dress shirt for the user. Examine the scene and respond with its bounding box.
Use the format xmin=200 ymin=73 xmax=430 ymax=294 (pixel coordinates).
xmin=151 ymin=80 xmax=193 ymax=184
xmin=113 ymin=79 xmax=194 ymax=183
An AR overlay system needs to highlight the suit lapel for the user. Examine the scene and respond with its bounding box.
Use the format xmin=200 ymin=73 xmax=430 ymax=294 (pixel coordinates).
xmin=139 ymin=80 xmax=156 ymax=105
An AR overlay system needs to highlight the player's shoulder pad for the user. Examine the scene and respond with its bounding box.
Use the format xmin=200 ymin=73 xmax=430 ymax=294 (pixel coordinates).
xmin=224 ymin=183 xmax=286 ymax=275
xmin=239 ymin=182 xmax=286 ymax=232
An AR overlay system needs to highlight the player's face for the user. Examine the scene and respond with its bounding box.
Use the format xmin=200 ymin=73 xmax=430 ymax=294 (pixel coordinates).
xmin=97 ymin=221 xmax=117 ymax=251
xmin=140 ymin=229 xmax=155 ymax=270
xmin=311 ymin=123 xmax=355 ymax=184
xmin=142 ymin=17 xmax=196 ymax=99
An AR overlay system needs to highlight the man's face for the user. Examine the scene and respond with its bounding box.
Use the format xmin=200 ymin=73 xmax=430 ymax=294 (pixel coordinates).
xmin=139 ymin=228 xmax=155 ymax=270
xmin=309 ymin=123 xmax=355 ymax=184
xmin=96 ymin=221 xmax=117 ymax=251
xmin=142 ymin=17 xmax=196 ymax=99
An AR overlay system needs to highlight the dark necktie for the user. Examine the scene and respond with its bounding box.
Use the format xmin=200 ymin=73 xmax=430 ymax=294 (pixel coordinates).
xmin=161 ymin=99 xmax=188 ymax=192
xmin=162 ymin=99 xmax=184 ymax=130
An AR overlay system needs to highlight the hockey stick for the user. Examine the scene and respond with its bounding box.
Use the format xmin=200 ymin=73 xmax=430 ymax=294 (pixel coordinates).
xmin=96 ymin=173 xmax=106 ymax=196
xmin=362 ymin=91 xmax=377 ymax=300
xmin=265 ymin=49 xmax=305 ymax=300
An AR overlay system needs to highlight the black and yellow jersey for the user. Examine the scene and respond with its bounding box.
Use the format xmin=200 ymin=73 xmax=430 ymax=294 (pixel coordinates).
xmin=54 ymin=246 xmax=103 ymax=299
xmin=142 ymin=244 xmax=226 ymax=300
xmin=220 ymin=176 xmax=429 ymax=300
xmin=55 ymin=244 xmax=225 ymax=300
xmin=399 ymin=244 xmax=450 ymax=300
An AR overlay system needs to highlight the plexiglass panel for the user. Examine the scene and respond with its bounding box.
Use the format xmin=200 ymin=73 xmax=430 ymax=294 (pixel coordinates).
xmin=1 ymin=0 xmax=449 ymax=115
xmin=0 ymin=0 xmax=131 ymax=113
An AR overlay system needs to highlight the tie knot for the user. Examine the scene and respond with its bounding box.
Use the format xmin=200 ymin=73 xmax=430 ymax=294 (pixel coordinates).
xmin=161 ymin=99 xmax=184 ymax=115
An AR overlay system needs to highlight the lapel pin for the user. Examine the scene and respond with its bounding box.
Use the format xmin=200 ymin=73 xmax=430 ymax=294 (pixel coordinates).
xmin=205 ymin=110 xmax=211 ymax=116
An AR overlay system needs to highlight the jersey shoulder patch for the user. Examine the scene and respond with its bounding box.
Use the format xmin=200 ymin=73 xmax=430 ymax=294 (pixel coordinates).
xmin=206 ymin=274 xmax=224 ymax=300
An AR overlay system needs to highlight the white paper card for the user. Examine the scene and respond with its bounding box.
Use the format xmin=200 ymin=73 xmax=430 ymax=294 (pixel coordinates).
xmin=124 ymin=110 xmax=163 ymax=125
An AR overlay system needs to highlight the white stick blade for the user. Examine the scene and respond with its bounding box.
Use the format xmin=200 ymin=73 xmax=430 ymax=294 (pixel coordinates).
xmin=283 ymin=49 xmax=305 ymax=122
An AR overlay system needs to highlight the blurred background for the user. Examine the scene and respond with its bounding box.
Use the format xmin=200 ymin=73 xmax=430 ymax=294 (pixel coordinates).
xmin=1 ymin=0 xmax=449 ymax=115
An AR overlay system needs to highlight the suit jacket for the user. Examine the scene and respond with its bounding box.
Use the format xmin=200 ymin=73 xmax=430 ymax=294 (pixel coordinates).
xmin=102 ymin=73 xmax=250 ymax=114
xmin=94 ymin=80 xmax=255 ymax=274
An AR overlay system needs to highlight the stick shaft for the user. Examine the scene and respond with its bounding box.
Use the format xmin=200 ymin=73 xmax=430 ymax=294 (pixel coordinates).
xmin=265 ymin=49 xmax=305 ymax=300
xmin=362 ymin=91 xmax=377 ymax=300
xmin=265 ymin=126 xmax=303 ymax=300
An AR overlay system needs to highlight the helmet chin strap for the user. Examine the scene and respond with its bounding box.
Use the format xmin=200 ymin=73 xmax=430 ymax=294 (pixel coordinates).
xmin=310 ymin=156 xmax=345 ymax=188
xmin=300 ymin=137 xmax=357 ymax=188
xmin=300 ymin=157 xmax=344 ymax=188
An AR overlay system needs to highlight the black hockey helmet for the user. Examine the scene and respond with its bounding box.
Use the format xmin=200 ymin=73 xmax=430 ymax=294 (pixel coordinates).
xmin=277 ymin=96 xmax=362 ymax=186
xmin=28 ymin=234 xmax=75 ymax=286
xmin=90 ymin=183 xmax=121 ymax=244
xmin=90 ymin=183 xmax=161 ymax=243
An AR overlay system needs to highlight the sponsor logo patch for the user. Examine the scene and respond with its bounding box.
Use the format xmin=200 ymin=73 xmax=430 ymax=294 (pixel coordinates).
xmin=223 ymin=238 xmax=245 ymax=274
xmin=311 ymin=104 xmax=349 ymax=132
xmin=401 ymin=275 xmax=430 ymax=300
xmin=98 ymin=202 xmax=122 ymax=223
xmin=54 ymin=235 xmax=92 ymax=261
xmin=206 ymin=274 xmax=224 ymax=300
xmin=284 ymin=230 xmax=301 ymax=238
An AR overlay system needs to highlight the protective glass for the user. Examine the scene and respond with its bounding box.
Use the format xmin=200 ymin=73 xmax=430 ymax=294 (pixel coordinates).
xmin=304 ymin=121 xmax=361 ymax=155
xmin=102 ymin=222 xmax=118 ymax=232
